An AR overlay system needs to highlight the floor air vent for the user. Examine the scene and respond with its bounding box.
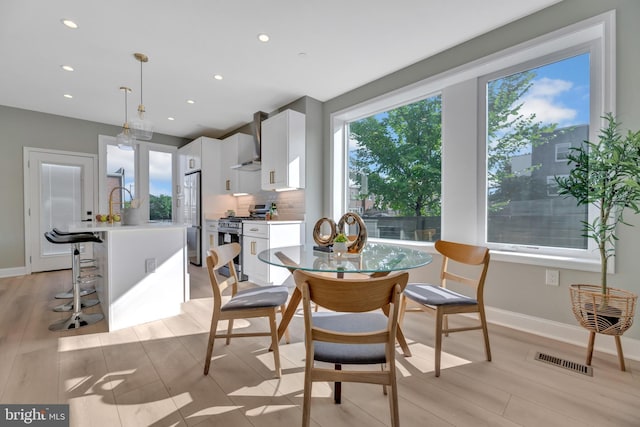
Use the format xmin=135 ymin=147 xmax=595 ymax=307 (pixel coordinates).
xmin=534 ymin=352 xmax=593 ymax=376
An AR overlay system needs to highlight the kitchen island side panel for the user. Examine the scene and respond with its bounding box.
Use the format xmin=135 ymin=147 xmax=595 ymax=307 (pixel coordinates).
xmin=97 ymin=226 xmax=188 ymax=331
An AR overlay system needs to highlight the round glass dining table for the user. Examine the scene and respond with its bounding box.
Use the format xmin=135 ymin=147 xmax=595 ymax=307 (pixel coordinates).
xmin=258 ymin=242 xmax=433 ymax=356
xmin=258 ymin=242 xmax=432 ymax=276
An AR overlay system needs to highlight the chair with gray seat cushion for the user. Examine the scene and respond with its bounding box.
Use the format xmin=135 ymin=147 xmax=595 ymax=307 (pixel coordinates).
xmin=293 ymin=269 xmax=409 ymax=427
xmin=402 ymin=239 xmax=491 ymax=377
xmin=203 ymin=243 xmax=289 ymax=377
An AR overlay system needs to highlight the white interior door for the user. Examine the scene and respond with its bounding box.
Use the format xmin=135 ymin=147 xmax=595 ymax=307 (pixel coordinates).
xmin=26 ymin=149 xmax=96 ymax=272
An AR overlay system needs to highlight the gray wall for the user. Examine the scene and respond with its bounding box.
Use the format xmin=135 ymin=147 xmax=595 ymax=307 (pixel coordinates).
xmin=0 ymin=105 xmax=187 ymax=269
xmin=323 ymin=0 xmax=640 ymax=340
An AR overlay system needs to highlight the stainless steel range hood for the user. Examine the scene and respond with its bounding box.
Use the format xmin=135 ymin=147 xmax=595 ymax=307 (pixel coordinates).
xmin=231 ymin=111 xmax=268 ymax=171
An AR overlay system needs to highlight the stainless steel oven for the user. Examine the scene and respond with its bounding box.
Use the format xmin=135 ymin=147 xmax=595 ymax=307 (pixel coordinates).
xmin=217 ymin=217 xmax=248 ymax=281
xmin=217 ymin=206 xmax=268 ymax=281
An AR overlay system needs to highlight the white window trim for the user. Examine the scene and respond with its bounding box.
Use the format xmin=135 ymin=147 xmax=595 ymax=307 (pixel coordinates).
xmin=330 ymin=10 xmax=615 ymax=272
xmin=98 ymin=135 xmax=178 ymax=221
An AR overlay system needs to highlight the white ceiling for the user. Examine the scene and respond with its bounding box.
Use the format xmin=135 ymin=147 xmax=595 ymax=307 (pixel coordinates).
xmin=0 ymin=0 xmax=561 ymax=140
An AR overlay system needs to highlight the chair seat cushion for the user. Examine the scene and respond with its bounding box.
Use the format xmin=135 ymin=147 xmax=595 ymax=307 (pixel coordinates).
xmin=405 ymin=283 xmax=477 ymax=306
xmin=312 ymin=312 xmax=388 ymax=365
xmin=222 ymin=286 xmax=289 ymax=311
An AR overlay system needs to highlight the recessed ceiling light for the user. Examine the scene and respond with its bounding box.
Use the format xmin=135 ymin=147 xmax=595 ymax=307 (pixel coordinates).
xmin=61 ymin=19 xmax=78 ymax=29
xmin=213 ymin=74 xmax=223 ymax=80
xmin=168 ymin=117 xmax=175 ymax=121
xmin=186 ymin=99 xmax=195 ymax=104
xmin=63 ymin=94 xmax=73 ymax=99
xmin=257 ymin=33 xmax=270 ymax=42
xmin=61 ymin=65 xmax=74 ymax=72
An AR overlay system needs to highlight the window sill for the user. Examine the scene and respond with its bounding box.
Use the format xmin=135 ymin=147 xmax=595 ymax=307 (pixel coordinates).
xmin=370 ymin=238 xmax=601 ymax=273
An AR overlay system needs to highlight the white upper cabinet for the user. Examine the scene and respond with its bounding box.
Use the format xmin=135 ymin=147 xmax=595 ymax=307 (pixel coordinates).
xmin=261 ymin=109 xmax=305 ymax=191
xmin=181 ymin=138 xmax=202 ymax=173
xmin=221 ymin=133 xmax=260 ymax=195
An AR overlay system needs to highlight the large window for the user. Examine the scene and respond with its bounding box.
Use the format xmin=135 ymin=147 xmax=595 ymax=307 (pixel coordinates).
xmin=332 ymin=12 xmax=613 ymax=270
xmin=484 ymin=53 xmax=590 ymax=250
xmin=98 ymin=136 xmax=177 ymax=222
xmin=347 ymin=95 xmax=442 ymax=242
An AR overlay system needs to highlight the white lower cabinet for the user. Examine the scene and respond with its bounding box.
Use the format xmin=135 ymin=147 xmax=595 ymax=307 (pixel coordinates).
xmin=242 ymin=221 xmax=302 ymax=286
xmin=205 ymin=220 xmax=219 ymax=258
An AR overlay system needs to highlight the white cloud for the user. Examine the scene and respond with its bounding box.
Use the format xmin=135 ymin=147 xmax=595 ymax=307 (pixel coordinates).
xmin=519 ymin=77 xmax=578 ymax=125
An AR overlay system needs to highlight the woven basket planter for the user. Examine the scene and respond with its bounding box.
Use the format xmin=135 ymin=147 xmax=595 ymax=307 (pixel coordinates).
xmin=569 ymin=284 xmax=637 ymax=336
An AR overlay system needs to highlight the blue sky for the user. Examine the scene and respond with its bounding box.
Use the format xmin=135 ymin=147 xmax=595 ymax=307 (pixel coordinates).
xmin=107 ymin=146 xmax=173 ymax=198
xmin=518 ymin=52 xmax=590 ymax=127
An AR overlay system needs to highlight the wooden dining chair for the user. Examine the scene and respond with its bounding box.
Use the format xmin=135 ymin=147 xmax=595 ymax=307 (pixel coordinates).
xmin=402 ymin=239 xmax=491 ymax=377
xmin=293 ymin=269 xmax=409 ymax=427
xmin=203 ymin=243 xmax=289 ymax=377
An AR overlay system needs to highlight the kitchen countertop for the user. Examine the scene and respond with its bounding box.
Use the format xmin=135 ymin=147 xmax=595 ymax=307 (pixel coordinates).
xmin=67 ymin=222 xmax=187 ymax=233
xmin=241 ymin=219 xmax=303 ymax=224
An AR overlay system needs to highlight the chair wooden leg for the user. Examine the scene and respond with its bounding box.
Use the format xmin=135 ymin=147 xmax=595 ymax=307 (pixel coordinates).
xmin=586 ymin=331 xmax=596 ymax=366
xmin=225 ymin=318 xmax=234 ymax=345
xmin=204 ymin=311 xmax=220 ymax=375
xmin=381 ymin=364 xmax=387 ymax=395
xmin=269 ymin=311 xmax=282 ymax=378
xmin=443 ymin=313 xmax=449 ymax=337
xmin=280 ymin=304 xmax=291 ymax=344
xmin=615 ymin=335 xmax=626 ymax=371
xmin=479 ymin=306 xmax=491 ymax=361
xmin=434 ymin=308 xmax=444 ymax=377
xmin=334 ymin=364 xmax=342 ymax=404
xmin=389 ymin=370 xmax=399 ymax=427
xmin=302 ymin=351 xmax=313 ymax=427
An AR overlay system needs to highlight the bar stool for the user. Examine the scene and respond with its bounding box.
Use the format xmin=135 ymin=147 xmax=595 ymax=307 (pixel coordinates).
xmin=44 ymin=231 xmax=105 ymax=330
xmin=51 ymin=228 xmax=100 ymax=300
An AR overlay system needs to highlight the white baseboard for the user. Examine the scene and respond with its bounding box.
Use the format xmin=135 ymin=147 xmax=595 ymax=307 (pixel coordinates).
xmin=0 ymin=266 xmax=28 ymax=278
xmin=486 ymin=306 xmax=640 ymax=362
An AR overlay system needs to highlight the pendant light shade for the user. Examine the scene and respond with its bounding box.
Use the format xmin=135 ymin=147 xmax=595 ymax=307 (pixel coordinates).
xmin=130 ymin=53 xmax=153 ymax=140
xmin=116 ymin=86 xmax=136 ymax=151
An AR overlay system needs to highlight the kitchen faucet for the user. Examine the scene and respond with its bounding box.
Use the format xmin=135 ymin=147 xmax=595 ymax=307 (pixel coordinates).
xmin=108 ymin=186 xmax=133 ymax=224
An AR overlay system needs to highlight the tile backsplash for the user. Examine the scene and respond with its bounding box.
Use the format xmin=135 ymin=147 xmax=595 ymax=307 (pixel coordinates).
xmin=236 ymin=190 xmax=305 ymax=220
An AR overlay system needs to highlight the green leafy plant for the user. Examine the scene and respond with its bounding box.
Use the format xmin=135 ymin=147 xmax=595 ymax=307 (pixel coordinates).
xmin=555 ymin=113 xmax=640 ymax=294
xmin=334 ymin=233 xmax=348 ymax=243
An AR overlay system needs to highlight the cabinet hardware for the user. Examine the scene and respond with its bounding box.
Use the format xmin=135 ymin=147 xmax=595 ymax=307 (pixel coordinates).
xmin=251 ymin=241 xmax=256 ymax=255
xmin=269 ymin=170 xmax=275 ymax=184
xmin=189 ymin=158 xmax=195 ymax=169
xmin=226 ymin=179 xmax=230 ymax=191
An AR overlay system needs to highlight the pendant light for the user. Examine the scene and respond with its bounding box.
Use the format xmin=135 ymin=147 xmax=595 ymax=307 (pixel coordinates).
xmin=130 ymin=52 xmax=153 ymax=140
xmin=116 ymin=86 xmax=136 ymax=151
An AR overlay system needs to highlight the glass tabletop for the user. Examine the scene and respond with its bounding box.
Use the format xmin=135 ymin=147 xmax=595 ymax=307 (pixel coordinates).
xmin=258 ymin=242 xmax=432 ymax=274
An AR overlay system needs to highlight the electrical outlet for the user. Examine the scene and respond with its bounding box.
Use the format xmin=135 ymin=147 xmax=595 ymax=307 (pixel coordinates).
xmin=545 ymin=269 xmax=559 ymax=286
xmin=145 ymin=258 xmax=156 ymax=273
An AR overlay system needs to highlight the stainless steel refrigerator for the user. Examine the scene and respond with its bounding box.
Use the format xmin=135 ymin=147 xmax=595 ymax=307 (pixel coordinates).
xmin=184 ymin=171 xmax=201 ymax=266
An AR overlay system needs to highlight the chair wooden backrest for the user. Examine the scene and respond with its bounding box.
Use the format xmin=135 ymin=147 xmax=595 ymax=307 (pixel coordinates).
xmin=436 ymin=239 xmax=490 ymax=302
xmin=297 ymin=270 xmax=409 ymax=347
xmin=206 ymin=242 xmax=240 ymax=311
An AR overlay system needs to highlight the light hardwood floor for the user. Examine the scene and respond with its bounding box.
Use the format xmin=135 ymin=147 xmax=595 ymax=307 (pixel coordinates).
xmin=1 ymin=266 xmax=638 ymax=427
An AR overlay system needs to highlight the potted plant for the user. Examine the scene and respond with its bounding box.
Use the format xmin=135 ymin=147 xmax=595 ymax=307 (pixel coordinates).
xmin=333 ymin=233 xmax=349 ymax=256
xmin=555 ymin=113 xmax=640 ymax=370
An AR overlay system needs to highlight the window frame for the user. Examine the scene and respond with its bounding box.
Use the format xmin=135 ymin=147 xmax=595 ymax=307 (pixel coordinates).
xmin=98 ymin=135 xmax=178 ymax=222
xmin=479 ymin=45 xmax=599 ymax=260
xmin=330 ymin=11 xmax=614 ymax=271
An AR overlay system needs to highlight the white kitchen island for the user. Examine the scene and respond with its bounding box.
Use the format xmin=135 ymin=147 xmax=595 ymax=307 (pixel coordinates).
xmin=68 ymin=222 xmax=189 ymax=331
